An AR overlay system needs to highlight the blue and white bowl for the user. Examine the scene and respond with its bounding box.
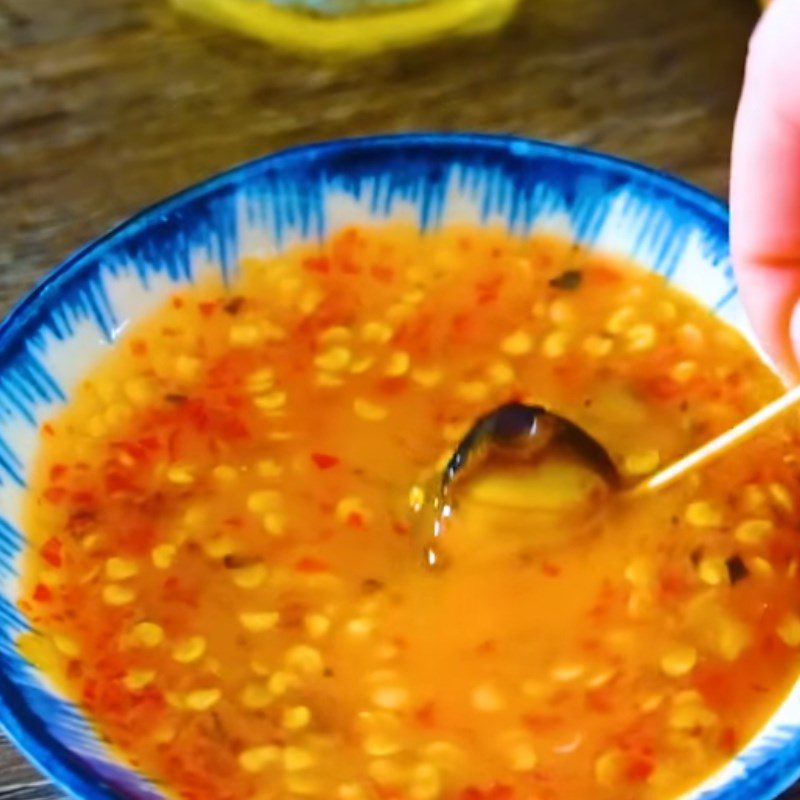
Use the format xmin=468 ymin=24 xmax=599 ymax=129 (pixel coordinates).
xmin=0 ymin=133 xmax=795 ymax=800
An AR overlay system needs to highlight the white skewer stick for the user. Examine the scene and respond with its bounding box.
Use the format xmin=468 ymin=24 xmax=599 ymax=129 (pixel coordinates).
xmin=637 ymin=382 xmax=800 ymax=495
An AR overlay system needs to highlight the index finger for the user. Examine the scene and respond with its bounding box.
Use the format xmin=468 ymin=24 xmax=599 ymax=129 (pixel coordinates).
xmin=730 ymin=0 xmax=800 ymax=378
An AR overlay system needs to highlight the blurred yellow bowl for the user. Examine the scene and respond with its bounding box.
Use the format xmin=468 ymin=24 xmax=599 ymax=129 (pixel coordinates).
xmin=170 ymin=0 xmax=521 ymax=58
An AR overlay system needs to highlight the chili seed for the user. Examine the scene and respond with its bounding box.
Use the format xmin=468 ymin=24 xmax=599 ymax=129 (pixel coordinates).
xmin=53 ymin=634 xmax=80 ymax=658
xmin=87 ymin=416 xmax=107 ymax=438
xmin=594 ymin=749 xmax=624 ymax=786
xmin=105 ymin=404 xmax=132 ymax=427
xmin=335 ymin=496 xmax=371 ymax=526
xmin=605 ymin=306 xmax=635 ymax=334
xmin=124 ymin=669 xmax=156 ymax=691
xmin=315 ymin=347 xmax=352 ymax=372
xmin=346 ymin=618 xmax=375 ymax=638
xmin=408 ymin=485 xmax=425 ymax=511
xmin=246 ymin=368 xmax=275 ymax=394
xmin=248 ymin=491 xmax=282 ymax=514
xmin=239 ymin=745 xmax=280 ymax=774
xmin=185 ymin=688 xmax=221 ymax=711
xmin=212 ymin=464 xmax=238 ymax=483
xmin=625 ymin=323 xmax=657 ymax=352
xmin=262 ymin=321 xmax=287 ymax=342
xmin=174 ymin=355 xmax=201 ymax=381
xmin=470 ymin=682 xmax=505 ymax=712
xmin=285 ymin=774 xmax=321 ymax=796
xmin=769 ymin=482 xmax=795 ymax=512
xmin=132 ymin=621 xmax=165 ymax=648
xmin=183 ymin=505 xmax=206 ymax=528
xmin=371 ymin=685 xmax=410 ymax=711
xmin=624 ymin=558 xmax=652 ymax=588
xmin=716 ymin=616 xmax=751 ymax=661
xmin=153 ymin=724 xmax=177 ymax=745
xmin=262 ymin=512 xmax=286 ymax=537
xmin=319 ymin=326 xmax=352 ymax=345
xmin=102 ymin=584 xmax=136 ymax=606
xmin=777 ymin=613 xmax=800 ymax=647
xmin=734 ymin=518 xmax=774 ymax=544
xmin=504 ymin=739 xmax=538 ymax=772
xmin=124 ymin=378 xmax=154 ymax=406
xmin=443 ymin=422 xmax=468 ymax=443
xmin=166 ymin=465 xmax=195 ymax=485
xmin=254 ymin=391 xmax=287 ymax=412
xmin=660 ymin=644 xmax=697 ymax=677
xmin=550 ymin=663 xmax=585 ymax=682
xmin=283 ymin=705 xmax=312 ymax=731
xmin=677 ymin=322 xmax=704 ymax=350
xmin=354 ymin=398 xmax=388 ymax=421
xmin=104 ymin=557 xmax=139 ymax=581
xmin=82 ymin=534 xmax=101 ymax=553
xmin=228 ymin=324 xmax=262 ymax=347
xmin=670 ymin=360 xmax=697 ymax=383
xmin=172 ymin=636 xmax=206 ymax=664
xmin=549 ymin=299 xmax=575 ymax=325
xmin=337 ymin=784 xmax=368 ymax=800
xmin=283 ymin=747 xmax=316 ymax=772
xmin=411 ymin=367 xmax=443 ymax=387
xmin=582 ymin=334 xmax=613 ymax=357
xmin=669 ymin=702 xmax=717 ymax=731
xmin=542 ymin=330 xmax=569 ymax=358
xmin=640 ymin=694 xmax=664 ymax=713
xmin=487 ymin=360 xmax=515 ymax=386
xmin=239 ymin=611 xmax=280 ymax=632
xmin=623 ymin=449 xmax=660 ymax=476
xmin=368 ymin=759 xmax=406 ymax=787
xmin=500 ymin=330 xmax=533 ymax=356
xmin=685 ymin=501 xmax=722 ymax=528
xmin=285 ymin=644 xmax=324 ymax=675
xmin=350 ymin=357 xmax=375 ymax=375
xmin=304 ymin=613 xmax=331 ymax=639
xmin=698 ymin=556 xmax=728 ymax=586
xmin=747 ymin=556 xmax=774 ymax=576
xmin=586 ymin=668 xmax=617 ymax=689
xmin=316 ymin=372 xmax=344 ymax=389
xmin=521 ymin=679 xmax=547 ymax=699
xmin=203 ymin=536 xmax=236 ymax=560
xmin=363 ymin=730 xmax=403 ymax=757
xmin=742 ymin=484 xmax=768 ymax=512
xmin=423 ymin=741 xmax=463 ymax=770
xmin=240 ymin=682 xmax=273 ymax=710
xmin=232 ymin=563 xmax=268 ymax=590
xmin=298 ymin=288 xmax=322 ymax=316
xmin=409 ymin=763 xmax=442 ymax=799
xmin=360 ymin=321 xmax=394 ymax=344
xmin=456 ymin=381 xmax=489 ymax=403
xmin=255 ymin=460 xmax=281 ymax=479
xmin=385 ymin=351 xmax=411 ymax=377
xmin=268 ymin=670 xmax=298 ymax=696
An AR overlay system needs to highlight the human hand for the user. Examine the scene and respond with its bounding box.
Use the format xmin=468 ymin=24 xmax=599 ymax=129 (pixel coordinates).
xmin=731 ymin=0 xmax=800 ymax=379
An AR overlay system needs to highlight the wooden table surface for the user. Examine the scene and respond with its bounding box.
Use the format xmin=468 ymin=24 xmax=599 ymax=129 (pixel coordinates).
xmin=0 ymin=0 xmax=791 ymax=797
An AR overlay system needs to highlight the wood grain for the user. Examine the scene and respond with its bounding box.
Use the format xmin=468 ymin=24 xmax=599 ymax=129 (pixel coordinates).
xmin=2 ymin=0 xmax=792 ymax=797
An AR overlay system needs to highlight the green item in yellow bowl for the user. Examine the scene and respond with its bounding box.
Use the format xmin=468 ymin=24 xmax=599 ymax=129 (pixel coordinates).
xmin=169 ymin=0 xmax=521 ymax=57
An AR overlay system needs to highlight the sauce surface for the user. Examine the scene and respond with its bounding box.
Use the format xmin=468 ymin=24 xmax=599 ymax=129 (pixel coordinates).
xmin=18 ymin=225 xmax=800 ymax=800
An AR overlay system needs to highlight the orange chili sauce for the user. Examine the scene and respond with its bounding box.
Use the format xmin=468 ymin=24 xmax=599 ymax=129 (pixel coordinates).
xmin=17 ymin=225 xmax=800 ymax=800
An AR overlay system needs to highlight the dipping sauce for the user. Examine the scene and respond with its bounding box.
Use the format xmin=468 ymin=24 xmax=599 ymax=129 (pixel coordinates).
xmin=18 ymin=225 xmax=800 ymax=800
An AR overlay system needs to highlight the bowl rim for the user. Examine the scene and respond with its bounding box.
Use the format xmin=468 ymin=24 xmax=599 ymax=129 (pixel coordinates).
xmin=0 ymin=132 xmax=740 ymax=800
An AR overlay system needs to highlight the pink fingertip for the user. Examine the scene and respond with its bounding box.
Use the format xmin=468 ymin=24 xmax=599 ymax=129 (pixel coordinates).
xmin=730 ymin=0 xmax=800 ymax=376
